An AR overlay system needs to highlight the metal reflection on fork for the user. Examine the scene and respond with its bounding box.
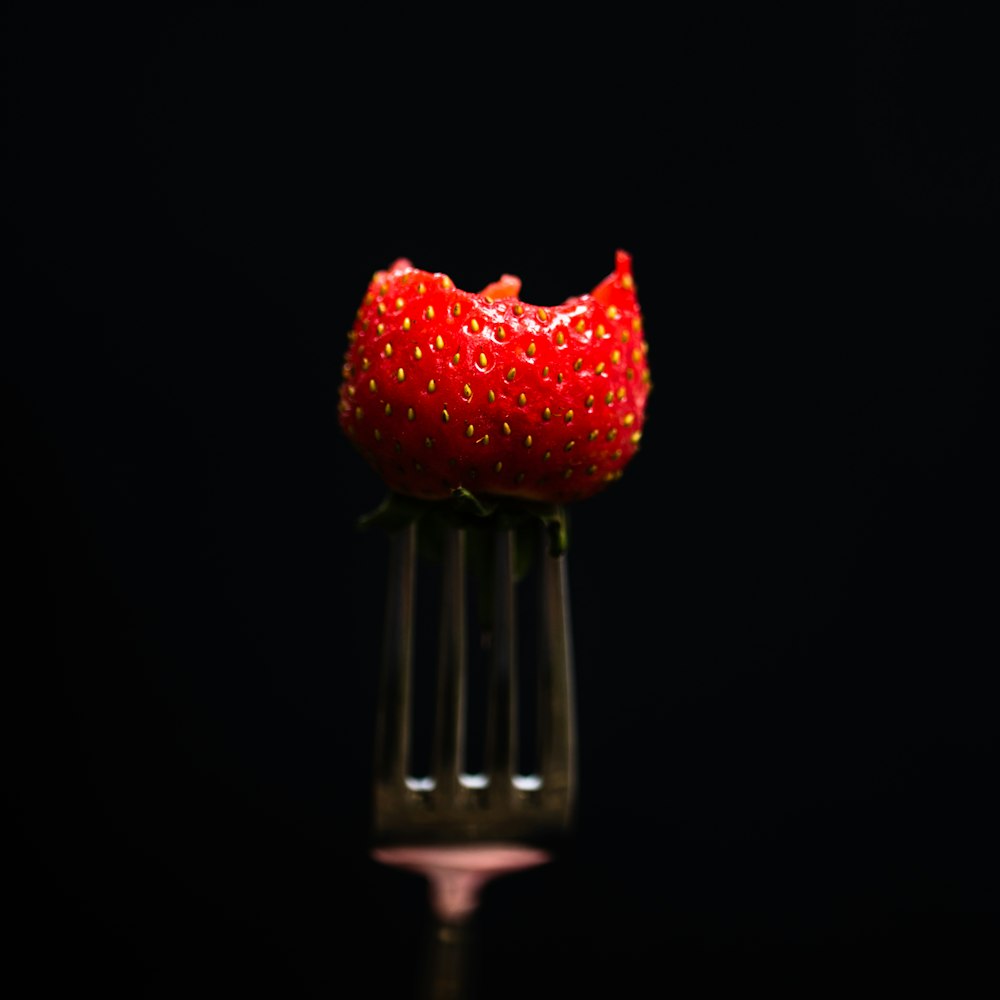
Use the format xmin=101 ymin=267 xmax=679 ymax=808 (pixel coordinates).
xmin=370 ymin=518 xmax=577 ymax=998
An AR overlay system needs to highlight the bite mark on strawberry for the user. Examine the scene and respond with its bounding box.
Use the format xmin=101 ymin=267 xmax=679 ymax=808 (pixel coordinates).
xmin=338 ymin=250 xmax=652 ymax=506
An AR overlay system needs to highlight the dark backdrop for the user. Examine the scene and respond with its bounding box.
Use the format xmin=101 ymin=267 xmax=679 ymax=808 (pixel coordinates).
xmin=5 ymin=5 xmax=996 ymax=997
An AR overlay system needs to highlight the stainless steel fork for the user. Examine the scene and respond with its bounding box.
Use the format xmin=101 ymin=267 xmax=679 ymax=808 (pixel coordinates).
xmin=370 ymin=516 xmax=577 ymax=999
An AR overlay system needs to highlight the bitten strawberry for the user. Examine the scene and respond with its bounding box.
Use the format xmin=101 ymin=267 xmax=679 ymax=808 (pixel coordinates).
xmin=338 ymin=250 xmax=651 ymax=507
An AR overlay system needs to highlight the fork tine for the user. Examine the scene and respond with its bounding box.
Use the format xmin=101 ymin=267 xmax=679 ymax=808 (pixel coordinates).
xmin=371 ymin=514 xmax=577 ymax=998
xmin=430 ymin=525 xmax=467 ymax=800
xmin=536 ymin=524 xmax=577 ymax=820
xmin=373 ymin=521 xmax=417 ymax=796
xmin=484 ymin=526 xmax=518 ymax=802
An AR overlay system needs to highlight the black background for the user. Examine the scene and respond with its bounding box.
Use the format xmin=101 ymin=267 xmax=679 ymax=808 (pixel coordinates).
xmin=5 ymin=5 xmax=997 ymax=997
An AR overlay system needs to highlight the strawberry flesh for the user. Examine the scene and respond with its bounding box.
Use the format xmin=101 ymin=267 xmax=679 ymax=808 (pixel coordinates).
xmin=338 ymin=250 xmax=652 ymax=507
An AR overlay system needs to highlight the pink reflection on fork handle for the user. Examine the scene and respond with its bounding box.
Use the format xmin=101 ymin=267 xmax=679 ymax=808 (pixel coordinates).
xmin=372 ymin=842 xmax=553 ymax=924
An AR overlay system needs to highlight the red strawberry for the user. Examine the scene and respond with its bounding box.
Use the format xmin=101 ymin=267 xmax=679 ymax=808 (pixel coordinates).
xmin=338 ymin=250 xmax=651 ymax=508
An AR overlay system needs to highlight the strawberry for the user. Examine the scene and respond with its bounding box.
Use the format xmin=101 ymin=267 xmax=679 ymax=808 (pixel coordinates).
xmin=338 ymin=250 xmax=651 ymax=519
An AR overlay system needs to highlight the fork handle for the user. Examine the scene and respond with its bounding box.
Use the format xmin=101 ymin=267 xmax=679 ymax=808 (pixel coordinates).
xmin=421 ymin=917 xmax=475 ymax=1000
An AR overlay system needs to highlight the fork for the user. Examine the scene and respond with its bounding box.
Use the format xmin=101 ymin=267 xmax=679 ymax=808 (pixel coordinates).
xmin=370 ymin=515 xmax=577 ymax=999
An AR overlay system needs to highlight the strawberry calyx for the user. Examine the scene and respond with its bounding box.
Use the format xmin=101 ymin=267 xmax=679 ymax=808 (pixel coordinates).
xmin=356 ymin=488 xmax=570 ymax=566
